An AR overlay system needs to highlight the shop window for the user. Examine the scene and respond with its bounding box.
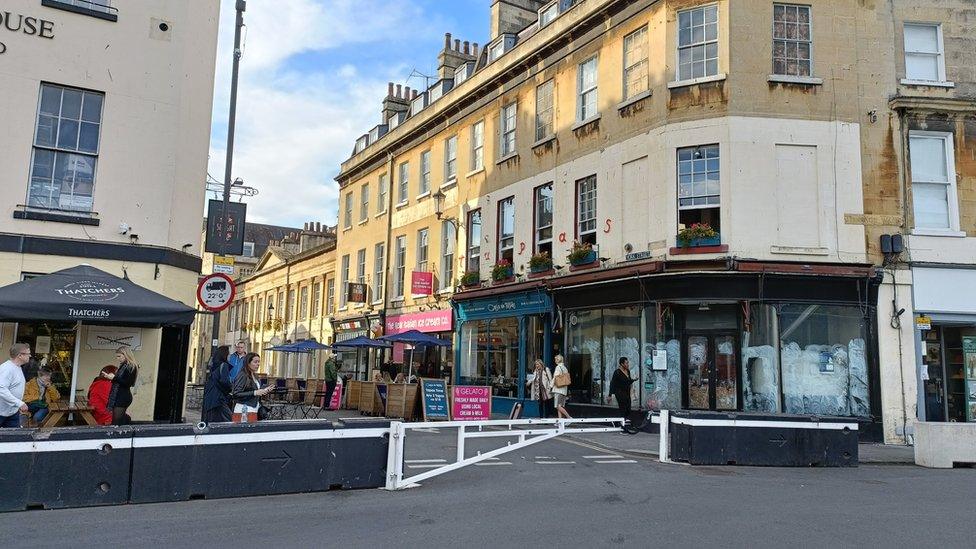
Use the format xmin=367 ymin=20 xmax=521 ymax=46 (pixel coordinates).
xmin=534 ymin=183 xmax=553 ymax=257
xmin=497 ymin=197 xmax=515 ymax=264
xmin=643 ymin=305 xmax=682 ymax=411
xmin=676 ymin=5 xmax=719 ymax=81
xmin=466 ymin=209 xmax=482 ymax=274
xmin=461 ymin=318 xmax=521 ymax=397
xmin=576 ymin=175 xmax=597 ymax=245
xmin=677 ymin=145 xmax=720 ymax=236
xmin=742 ymin=304 xmax=781 ymax=413
xmin=603 ymin=307 xmax=641 ymax=407
xmin=909 ymin=131 xmax=959 ymax=233
xmin=779 ymin=304 xmax=869 ymax=417
xmin=566 ymin=309 xmax=604 ymax=404
xmin=772 ymin=4 xmax=812 ymax=77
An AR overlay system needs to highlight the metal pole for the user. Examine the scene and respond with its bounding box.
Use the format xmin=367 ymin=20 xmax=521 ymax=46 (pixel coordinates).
xmin=210 ymin=0 xmax=246 ymax=361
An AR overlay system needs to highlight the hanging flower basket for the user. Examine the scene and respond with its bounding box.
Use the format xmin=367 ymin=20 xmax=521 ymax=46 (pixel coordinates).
xmin=677 ymin=223 xmax=720 ymax=248
xmin=567 ymin=241 xmax=597 ymax=266
xmin=528 ymin=252 xmax=553 ymax=273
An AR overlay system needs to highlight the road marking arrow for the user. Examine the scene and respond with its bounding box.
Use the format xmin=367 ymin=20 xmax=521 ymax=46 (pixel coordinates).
xmin=262 ymin=450 xmax=293 ymax=469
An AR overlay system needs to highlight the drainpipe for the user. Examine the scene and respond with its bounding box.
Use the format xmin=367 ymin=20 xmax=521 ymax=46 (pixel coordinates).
xmin=380 ymin=150 xmax=396 ymax=365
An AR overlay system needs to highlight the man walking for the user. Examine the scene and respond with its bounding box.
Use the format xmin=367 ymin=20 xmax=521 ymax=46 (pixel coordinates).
xmin=323 ymin=356 xmax=338 ymax=409
xmin=227 ymin=340 xmax=247 ymax=382
xmin=0 ymin=344 xmax=31 ymax=428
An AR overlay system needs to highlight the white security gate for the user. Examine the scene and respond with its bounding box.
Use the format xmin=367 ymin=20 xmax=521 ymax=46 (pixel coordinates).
xmin=384 ymin=417 xmax=624 ymax=490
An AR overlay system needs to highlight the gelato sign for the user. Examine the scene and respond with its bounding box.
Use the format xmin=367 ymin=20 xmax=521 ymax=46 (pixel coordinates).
xmin=0 ymin=11 xmax=57 ymax=55
xmin=56 ymin=280 xmax=126 ymax=302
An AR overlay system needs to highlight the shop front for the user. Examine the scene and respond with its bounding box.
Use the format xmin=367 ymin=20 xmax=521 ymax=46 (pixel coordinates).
xmin=331 ymin=314 xmax=382 ymax=380
xmin=912 ymin=267 xmax=976 ymax=423
xmin=551 ymin=260 xmax=883 ymax=438
xmin=385 ymin=309 xmax=453 ymax=379
xmin=453 ymin=287 xmax=554 ymax=416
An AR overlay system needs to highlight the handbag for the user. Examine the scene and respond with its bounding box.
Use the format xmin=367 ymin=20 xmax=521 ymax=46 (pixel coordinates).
xmin=258 ymin=405 xmax=271 ymax=420
xmin=553 ymin=370 xmax=571 ymax=388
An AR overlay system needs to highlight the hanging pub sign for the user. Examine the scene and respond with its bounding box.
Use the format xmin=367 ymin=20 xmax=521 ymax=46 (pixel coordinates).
xmin=411 ymin=271 xmax=433 ymax=295
xmin=205 ymin=200 xmax=246 ymax=256
xmin=347 ymin=282 xmax=368 ymax=303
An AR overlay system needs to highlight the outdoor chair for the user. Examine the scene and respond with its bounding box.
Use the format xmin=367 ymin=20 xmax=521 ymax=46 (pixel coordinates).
xmin=285 ymin=378 xmax=299 ymax=403
xmin=301 ymin=379 xmax=322 ymax=419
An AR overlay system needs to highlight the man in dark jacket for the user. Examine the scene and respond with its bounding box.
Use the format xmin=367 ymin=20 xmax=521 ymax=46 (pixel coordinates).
xmin=609 ymin=357 xmax=636 ymax=426
xmin=201 ymin=346 xmax=233 ymax=423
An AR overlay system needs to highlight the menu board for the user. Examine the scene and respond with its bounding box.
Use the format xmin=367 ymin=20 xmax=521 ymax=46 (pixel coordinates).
xmin=452 ymin=386 xmax=491 ymax=421
xmin=420 ymin=378 xmax=450 ymax=420
xmin=963 ymin=336 xmax=976 ymax=422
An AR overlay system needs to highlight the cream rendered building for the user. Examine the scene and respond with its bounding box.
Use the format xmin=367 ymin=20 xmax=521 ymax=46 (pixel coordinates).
xmin=0 ymin=0 xmax=219 ymax=421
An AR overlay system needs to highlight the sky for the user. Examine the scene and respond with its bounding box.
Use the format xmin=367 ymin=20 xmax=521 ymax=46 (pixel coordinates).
xmin=207 ymin=0 xmax=489 ymax=229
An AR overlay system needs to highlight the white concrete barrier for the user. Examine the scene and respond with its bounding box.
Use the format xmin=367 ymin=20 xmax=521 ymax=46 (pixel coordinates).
xmin=913 ymin=422 xmax=976 ymax=468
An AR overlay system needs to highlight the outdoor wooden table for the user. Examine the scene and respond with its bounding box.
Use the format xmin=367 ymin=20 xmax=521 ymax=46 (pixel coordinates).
xmin=39 ymin=401 xmax=99 ymax=428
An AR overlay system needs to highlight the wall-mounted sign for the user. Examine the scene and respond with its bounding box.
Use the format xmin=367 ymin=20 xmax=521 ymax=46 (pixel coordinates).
xmin=411 ymin=271 xmax=433 ymax=295
xmin=385 ymin=310 xmax=453 ymax=335
xmin=652 ymin=350 xmax=668 ymax=371
xmin=86 ymin=327 xmax=143 ymax=351
xmin=916 ymin=315 xmax=932 ymax=331
xmin=347 ymin=282 xmax=368 ymax=303
xmin=0 ymin=12 xmax=56 ymax=56
xmin=196 ymin=273 xmax=236 ymax=312
xmin=205 ymin=200 xmax=246 ymax=256
xmin=625 ymin=251 xmax=653 ymax=262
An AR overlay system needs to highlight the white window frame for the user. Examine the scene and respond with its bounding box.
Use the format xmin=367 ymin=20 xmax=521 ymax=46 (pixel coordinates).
xmin=242 ymin=241 xmax=255 ymax=257
xmin=360 ymin=183 xmax=369 ymax=222
xmin=343 ymin=192 xmax=353 ymax=229
xmin=326 ymin=279 xmax=335 ymax=315
xmin=500 ymin=102 xmax=517 ymax=158
xmin=623 ymin=26 xmax=649 ymax=101
xmin=471 ymin=120 xmax=485 ymax=171
xmin=299 ymin=286 xmax=309 ymax=319
xmin=909 ymin=131 xmax=961 ymax=235
xmin=377 ymin=173 xmax=388 ymax=214
xmin=498 ymin=197 xmax=515 ymax=261
xmin=416 ymin=228 xmax=429 ymax=272
xmin=535 ymin=80 xmax=554 ymax=142
xmin=576 ymin=176 xmax=597 ymax=241
xmin=339 ymin=255 xmax=350 ymax=307
xmin=441 ymin=220 xmax=456 ymax=290
xmin=394 ymin=235 xmax=407 ymax=298
xmin=373 ymin=242 xmax=385 ymax=301
xmin=677 ymin=144 xmax=721 ymax=211
xmin=534 ymin=183 xmax=553 ymax=253
xmin=397 ymin=161 xmax=409 ymax=205
xmin=577 ymin=56 xmax=599 ymax=122
xmin=311 ymin=281 xmax=321 ymax=318
xmin=772 ymin=4 xmax=813 ymax=78
xmin=356 ymin=248 xmax=367 ymax=284
xmin=444 ymin=136 xmax=458 ymax=183
xmin=676 ymin=4 xmax=720 ymax=82
xmin=902 ymin=23 xmax=948 ymax=85
xmin=488 ymin=39 xmax=506 ymax=63
xmin=419 ymin=150 xmax=431 ymax=196
xmin=467 ymin=209 xmax=482 ymax=273
xmin=539 ymin=1 xmax=558 ymax=27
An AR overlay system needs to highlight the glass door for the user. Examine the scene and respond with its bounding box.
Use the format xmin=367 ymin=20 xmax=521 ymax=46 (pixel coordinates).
xmin=684 ymin=332 xmax=739 ymax=411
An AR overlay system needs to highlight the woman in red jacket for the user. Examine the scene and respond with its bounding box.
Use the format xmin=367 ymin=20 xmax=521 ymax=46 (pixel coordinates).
xmin=87 ymin=365 xmax=117 ymax=426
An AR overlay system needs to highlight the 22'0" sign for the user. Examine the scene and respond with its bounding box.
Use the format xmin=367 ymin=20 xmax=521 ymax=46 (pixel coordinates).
xmin=196 ymin=273 xmax=236 ymax=312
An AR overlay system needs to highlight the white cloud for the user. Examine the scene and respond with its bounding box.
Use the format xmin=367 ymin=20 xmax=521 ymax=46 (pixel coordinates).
xmin=207 ymin=0 xmax=443 ymax=227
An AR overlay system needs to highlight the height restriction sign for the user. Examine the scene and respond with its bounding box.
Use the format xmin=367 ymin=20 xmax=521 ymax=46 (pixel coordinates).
xmin=197 ymin=273 xmax=236 ymax=312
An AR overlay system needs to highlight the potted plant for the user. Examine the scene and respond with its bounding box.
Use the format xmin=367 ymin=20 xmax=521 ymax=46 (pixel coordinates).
xmin=459 ymin=271 xmax=481 ymax=288
xmin=491 ymin=259 xmax=514 ymax=283
xmin=677 ymin=223 xmax=720 ymax=248
xmin=528 ymin=251 xmax=553 ymax=274
xmin=567 ymin=241 xmax=597 ymax=266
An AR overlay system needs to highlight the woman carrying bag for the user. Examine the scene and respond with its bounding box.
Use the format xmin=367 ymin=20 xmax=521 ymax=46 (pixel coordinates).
xmin=106 ymin=346 xmax=139 ymax=425
xmin=551 ymin=354 xmax=572 ymax=419
xmin=231 ymin=353 xmax=274 ymax=423
xmin=527 ymin=359 xmax=553 ymax=418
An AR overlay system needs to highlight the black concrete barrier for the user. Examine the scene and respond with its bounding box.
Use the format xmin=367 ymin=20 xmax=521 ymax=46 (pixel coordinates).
xmin=0 ymin=426 xmax=133 ymax=512
xmin=668 ymin=411 xmax=858 ymax=467
xmin=1 ymin=419 xmax=390 ymax=512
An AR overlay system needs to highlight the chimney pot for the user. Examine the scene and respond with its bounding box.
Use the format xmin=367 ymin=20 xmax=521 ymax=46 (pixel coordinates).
xmin=454 ymin=39 xmax=461 ymax=51
xmin=387 ymin=82 xmax=394 ymax=96
xmin=444 ymin=32 xmax=452 ymax=48
xmin=412 ymin=90 xmax=418 ymax=99
xmin=405 ymin=86 xmax=412 ymax=98
xmin=464 ymin=40 xmax=470 ymax=54
xmin=473 ymin=43 xmax=479 ymax=56
xmin=395 ymin=84 xmax=402 ymax=98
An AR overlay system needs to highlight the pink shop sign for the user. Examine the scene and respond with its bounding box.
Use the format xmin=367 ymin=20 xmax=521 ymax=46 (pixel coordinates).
xmin=452 ymin=386 xmax=491 ymax=421
xmin=385 ymin=309 xmax=453 ymax=335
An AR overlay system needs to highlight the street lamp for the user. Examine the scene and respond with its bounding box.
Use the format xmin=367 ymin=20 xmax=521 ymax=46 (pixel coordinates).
xmin=431 ymin=189 xmax=448 ymax=221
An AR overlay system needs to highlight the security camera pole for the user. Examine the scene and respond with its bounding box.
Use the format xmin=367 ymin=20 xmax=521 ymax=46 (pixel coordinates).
xmin=211 ymin=0 xmax=246 ymax=361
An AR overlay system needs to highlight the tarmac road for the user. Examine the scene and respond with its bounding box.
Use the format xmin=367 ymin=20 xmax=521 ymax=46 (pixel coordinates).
xmin=2 ymin=434 xmax=972 ymax=549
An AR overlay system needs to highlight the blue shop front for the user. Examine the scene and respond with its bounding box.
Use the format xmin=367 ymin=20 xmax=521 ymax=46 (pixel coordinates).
xmin=453 ymin=288 xmax=553 ymax=416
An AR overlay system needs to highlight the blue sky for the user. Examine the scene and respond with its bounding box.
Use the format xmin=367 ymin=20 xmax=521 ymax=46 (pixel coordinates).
xmin=208 ymin=0 xmax=490 ymax=228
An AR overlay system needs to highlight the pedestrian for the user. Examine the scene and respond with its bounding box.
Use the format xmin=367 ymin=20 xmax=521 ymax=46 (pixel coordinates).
xmin=227 ymin=340 xmax=247 ymax=383
xmin=394 ymin=373 xmax=406 ymax=383
xmin=22 ymin=366 xmax=61 ymax=425
xmin=87 ymin=365 xmax=117 ymax=426
xmin=551 ymin=354 xmax=572 ymax=419
xmin=231 ymin=353 xmax=274 ymax=422
xmin=527 ymin=359 xmax=553 ymax=418
xmin=322 ymin=356 xmax=338 ymax=408
xmin=609 ymin=357 xmax=636 ymax=428
xmin=0 ymin=344 xmax=31 ymax=428
xmin=202 ymin=345 xmax=233 ymax=423
xmin=106 ymin=346 xmax=139 ymax=425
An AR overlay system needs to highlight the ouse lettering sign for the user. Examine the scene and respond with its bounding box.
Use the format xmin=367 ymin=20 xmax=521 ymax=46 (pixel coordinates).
xmin=0 ymin=11 xmax=56 ymax=54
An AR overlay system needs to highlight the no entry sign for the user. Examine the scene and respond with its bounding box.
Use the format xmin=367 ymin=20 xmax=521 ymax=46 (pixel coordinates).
xmin=197 ymin=273 xmax=236 ymax=312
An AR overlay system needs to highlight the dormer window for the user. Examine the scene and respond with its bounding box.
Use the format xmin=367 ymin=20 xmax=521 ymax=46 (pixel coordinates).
xmin=411 ymin=92 xmax=428 ymax=116
xmin=487 ymin=34 xmax=516 ymax=63
xmin=389 ymin=112 xmax=404 ymax=130
xmin=454 ymin=62 xmax=474 ymax=85
xmin=353 ymin=135 xmax=369 ymax=155
xmin=539 ymin=1 xmax=558 ymax=27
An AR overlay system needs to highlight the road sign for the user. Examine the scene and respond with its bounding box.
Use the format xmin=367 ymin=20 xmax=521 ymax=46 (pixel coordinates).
xmin=197 ymin=273 xmax=236 ymax=312
xmin=205 ymin=200 xmax=247 ymax=255
xmin=213 ymin=255 xmax=235 ymax=275
xmin=916 ymin=315 xmax=932 ymax=331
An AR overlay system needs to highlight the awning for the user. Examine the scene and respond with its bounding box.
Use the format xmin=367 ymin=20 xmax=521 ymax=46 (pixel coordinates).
xmin=0 ymin=265 xmax=196 ymax=326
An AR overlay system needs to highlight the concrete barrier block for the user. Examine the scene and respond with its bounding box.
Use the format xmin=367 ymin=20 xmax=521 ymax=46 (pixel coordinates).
xmin=914 ymin=422 xmax=976 ymax=468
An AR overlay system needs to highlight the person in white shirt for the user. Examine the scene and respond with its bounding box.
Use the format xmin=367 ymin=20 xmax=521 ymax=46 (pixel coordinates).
xmin=551 ymin=354 xmax=572 ymax=419
xmin=0 ymin=343 xmax=31 ymax=428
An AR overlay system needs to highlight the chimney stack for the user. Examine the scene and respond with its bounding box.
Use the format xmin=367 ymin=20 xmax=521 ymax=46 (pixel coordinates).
xmin=387 ymin=82 xmax=394 ymax=97
xmin=490 ymin=0 xmax=545 ymax=40
xmin=437 ymin=32 xmax=478 ymax=79
xmin=383 ymin=83 xmax=411 ymax=123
